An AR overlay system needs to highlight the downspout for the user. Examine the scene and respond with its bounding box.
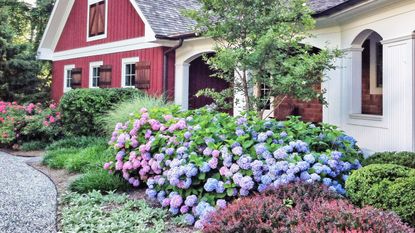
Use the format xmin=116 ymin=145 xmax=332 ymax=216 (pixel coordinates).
xmin=162 ymin=38 xmax=184 ymax=102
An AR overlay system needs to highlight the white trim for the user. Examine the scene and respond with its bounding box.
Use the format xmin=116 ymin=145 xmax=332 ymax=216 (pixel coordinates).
xmin=382 ymin=34 xmax=415 ymax=45
xmin=86 ymin=0 xmax=108 ymax=42
xmin=89 ymin=61 xmax=103 ymax=88
xmin=51 ymin=38 xmax=165 ymax=61
xmin=121 ymin=57 xmax=140 ymax=88
xmin=349 ymin=113 xmax=383 ymax=121
xmin=63 ymin=64 xmax=75 ymax=92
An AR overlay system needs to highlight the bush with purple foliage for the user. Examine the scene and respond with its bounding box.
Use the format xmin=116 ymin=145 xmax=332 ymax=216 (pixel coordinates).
xmin=103 ymin=106 xmax=363 ymax=227
xmin=203 ymin=183 xmax=414 ymax=233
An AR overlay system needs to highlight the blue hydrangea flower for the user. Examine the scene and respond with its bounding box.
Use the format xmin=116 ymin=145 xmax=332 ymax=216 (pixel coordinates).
xmin=255 ymin=143 xmax=267 ymax=155
xmin=300 ymin=171 xmax=311 ymax=181
xmin=183 ymin=214 xmax=195 ymax=225
xmin=236 ymin=129 xmax=245 ymax=136
xmin=273 ymin=148 xmax=288 ymax=160
xmin=280 ymin=131 xmax=288 ymax=138
xmin=200 ymin=162 xmax=211 ymax=173
xmin=185 ymin=195 xmax=198 ymax=207
xmin=232 ymin=146 xmax=243 ymax=156
xmin=322 ymin=177 xmax=332 ymax=186
xmin=303 ymin=154 xmax=316 ymax=164
xmin=184 ymin=131 xmax=192 ymax=139
xmin=257 ymin=132 xmax=268 ymax=142
xmin=204 ymin=178 xmax=218 ymax=192
xmin=261 ymin=174 xmax=273 ymax=185
xmin=166 ymin=148 xmax=175 ymax=156
xmin=310 ymin=173 xmax=321 ymax=181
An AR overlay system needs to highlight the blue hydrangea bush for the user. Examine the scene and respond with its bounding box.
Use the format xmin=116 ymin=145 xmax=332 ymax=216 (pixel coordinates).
xmin=104 ymin=106 xmax=362 ymax=228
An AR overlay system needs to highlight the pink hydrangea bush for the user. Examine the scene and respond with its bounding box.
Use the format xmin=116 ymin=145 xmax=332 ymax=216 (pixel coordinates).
xmin=104 ymin=106 xmax=363 ymax=228
xmin=0 ymin=101 xmax=61 ymax=146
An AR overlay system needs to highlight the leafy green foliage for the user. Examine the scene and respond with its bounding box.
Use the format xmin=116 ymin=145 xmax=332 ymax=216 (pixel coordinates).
xmin=59 ymin=88 xmax=142 ymax=136
xmin=186 ymin=0 xmax=341 ymax=115
xmin=20 ymin=140 xmax=48 ymax=151
xmin=69 ymin=170 xmax=130 ymax=193
xmin=45 ymin=136 xmax=107 ymax=151
xmin=363 ymin=151 xmax=415 ymax=169
xmin=0 ymin=0 xmax=53 ymax=103
xmin=98 ymin=95 xmax=169 ymax=135
xmin=346 ymin=164 xmax=415 ymax=225
xmin=60 ymin=191 xmax=167 ymax=233
xmin=42 ymin=148 xmax=80 ymax=169
xmin=64 ymin=145 xmax=111 ymax=173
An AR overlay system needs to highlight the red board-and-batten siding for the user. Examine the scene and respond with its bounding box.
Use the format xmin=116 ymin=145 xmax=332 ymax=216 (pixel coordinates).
xmin=55 ymin=0 xmax=145 ymax=51
xmin=51 ymin=0 xmax=174 ymax=102
xmin=52 ymin=49 xmax=176 ymax=102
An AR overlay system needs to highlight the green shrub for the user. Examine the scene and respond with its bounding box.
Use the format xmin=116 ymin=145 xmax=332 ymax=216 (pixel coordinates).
xmin=69 ymin=170 xmax=130 ymax=193
xmin=64 ymin=145 xmax=111 ymax=173
xmin=363 ymin=151 xmax=415 ymax=168
xmin=59 ymin=88 xmax=142 ymax=136
xmin=45 ymin=136 xmax=107 ymax=151
xmin=61 ymin=191 xmax=167 ymax=232
xmin=20 ymin=140 xmax=48 ymax=151
xmin=98 ymin=95 xmax=169 ymax=134
xmin=346 ymin=164 xmax=415 ymax=225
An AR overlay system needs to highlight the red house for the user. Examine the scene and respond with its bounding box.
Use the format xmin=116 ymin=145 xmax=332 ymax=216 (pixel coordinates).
xmin=38 ymin=0 xmax=204 ymax=103
xmin=38 ymin=0 xmax=357 ymax=123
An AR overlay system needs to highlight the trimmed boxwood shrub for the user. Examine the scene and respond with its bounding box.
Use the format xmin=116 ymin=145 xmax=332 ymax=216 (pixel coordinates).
xmin=203 ymin=183 xmax=413 ymax=233
xmin=59 ymin=88 xmax=142 ymax=136
xmin=362 ymin=151 xmax=415 ymax=168
xmin=345 ymin=164 xmax=415 ymax=225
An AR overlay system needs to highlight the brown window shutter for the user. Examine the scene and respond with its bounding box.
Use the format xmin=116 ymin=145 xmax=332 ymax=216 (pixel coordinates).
xmin=98 ymin=65 xmax=112 ymax=88
xmin=89 ymin=4 xmax=97 ymax=37
xmin=135 ymin=61 xmax=151 ymax=89
xmin=97 ymin=2 xmax=105 ymax=35
xmin=71 ymin=68 xmax=82 ymax=89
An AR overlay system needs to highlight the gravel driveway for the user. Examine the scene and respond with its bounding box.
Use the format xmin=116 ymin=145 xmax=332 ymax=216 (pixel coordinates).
xmin=0 ymin=152 xmax=57 ymax=233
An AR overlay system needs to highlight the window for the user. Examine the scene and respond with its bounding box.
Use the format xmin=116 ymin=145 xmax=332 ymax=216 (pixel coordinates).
xmin=64 ymin=65 xmax=75 ymax=92
xmin=260 ymin=83 xmax=271 ymax=110
xmin=89 ymin=61 xmax=103 ymax=88
xmin=121 ymin=57 xmax=139 ymax=87
xmin=349 ymin=29 xmax=383 ymax=119
xmin=87 ymin=0 xmax=107 ymax=41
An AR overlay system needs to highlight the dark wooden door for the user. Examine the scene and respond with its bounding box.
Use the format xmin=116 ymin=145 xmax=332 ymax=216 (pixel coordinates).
xmin=188 ymin=54 xmax=230 ymax=110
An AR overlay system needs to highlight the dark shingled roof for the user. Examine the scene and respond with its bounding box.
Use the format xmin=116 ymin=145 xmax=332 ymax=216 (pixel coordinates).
xmin=135 ymin=0 xmax=358 ymax=37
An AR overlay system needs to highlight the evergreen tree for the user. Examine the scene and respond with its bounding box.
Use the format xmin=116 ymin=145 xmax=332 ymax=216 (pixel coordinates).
xmin=0 ymin=0 xmax=54 ymax=103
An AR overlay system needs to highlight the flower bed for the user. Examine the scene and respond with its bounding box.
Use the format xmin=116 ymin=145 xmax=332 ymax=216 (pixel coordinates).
xmin=104 ymin=106 xmax=363 ymax=228
xmin=0 ymin=101 xmax=61 ymax=147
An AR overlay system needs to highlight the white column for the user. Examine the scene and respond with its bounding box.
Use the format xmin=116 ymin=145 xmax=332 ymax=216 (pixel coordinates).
xmin=174 ymin=63 xmax=190 ymax=110
xmin=347 ymin=47 xmax=364 ymax=115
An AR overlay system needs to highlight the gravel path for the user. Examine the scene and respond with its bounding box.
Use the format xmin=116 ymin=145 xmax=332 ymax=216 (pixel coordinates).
xmin=0 ymin=152 xmax=57 ymax=233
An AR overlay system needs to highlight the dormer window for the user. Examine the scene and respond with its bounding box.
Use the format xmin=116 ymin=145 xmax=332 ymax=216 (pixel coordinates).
xmin=87 ymin=0 xmax=107 ymax=41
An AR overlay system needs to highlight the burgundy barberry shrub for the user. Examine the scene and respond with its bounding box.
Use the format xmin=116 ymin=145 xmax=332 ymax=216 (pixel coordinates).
xmin=203 ymin=183 xmax=414 ymax=233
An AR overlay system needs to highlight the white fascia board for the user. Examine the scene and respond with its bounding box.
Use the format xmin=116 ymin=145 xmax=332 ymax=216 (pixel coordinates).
xmin=52 ymin=37 xmax=155 ymax=61
xmin=37 ymin=0 xmax=75 ymax=60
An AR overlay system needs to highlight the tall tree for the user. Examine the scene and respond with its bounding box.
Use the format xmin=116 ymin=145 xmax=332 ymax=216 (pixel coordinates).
xmin=0 ymin=0 xmax=55 ymax=103
xmin=187 ymin=0 xmax=341 ymax=117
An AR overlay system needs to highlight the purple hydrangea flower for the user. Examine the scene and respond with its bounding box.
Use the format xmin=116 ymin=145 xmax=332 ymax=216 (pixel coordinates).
xmin=170 ymin=195 xmax=183 ymax=208
xmin=236 ymin=129 xmax=245 ymax=136
xmin=184 ymin=131 xmax=192 ymax=139
xmin=200 ymin=162 xmax=211 ymax=173
xmin=216 ymin=199 xmax=227 ymax=209
xmin=185 ymin=195 xmax=198 ymax=207
xmin=303 ymin=154 xmax=316 ymax=164
xmin=204 ymin=178 xmax=218 ymax=192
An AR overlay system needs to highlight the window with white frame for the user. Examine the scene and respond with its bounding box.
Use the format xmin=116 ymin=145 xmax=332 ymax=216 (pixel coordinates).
xmin=89 ymin=61 xmax=103 ymax=88
xmin=350 ymin=30 xmax=383 ymax=117
xmin=87 ymin=0 xmax=108 ymax=41
xmin=121 ymin=57 xmax=139 ymax=87
xmin=260 ymin=83 xmax=271 ymax=110
xmin=64 ymin=64 xmax=75 ymax=92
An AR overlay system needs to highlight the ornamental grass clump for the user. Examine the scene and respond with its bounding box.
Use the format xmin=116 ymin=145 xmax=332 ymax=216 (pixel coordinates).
xmin=203 ymin=183 xmax=414 ymax=233
xmin=104 ymin=106 xmax=363 ymax=228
